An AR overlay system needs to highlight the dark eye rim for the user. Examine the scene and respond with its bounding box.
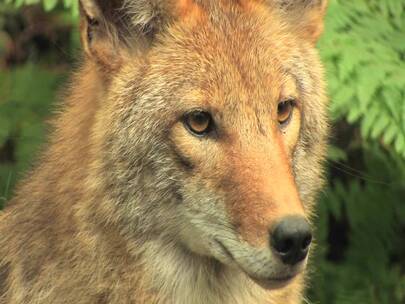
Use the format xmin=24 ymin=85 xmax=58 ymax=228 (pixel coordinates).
xmin=182 ymin=109 xmax=214 ymax=137
xmin=277 ymin=98 xmax=296 ymax=127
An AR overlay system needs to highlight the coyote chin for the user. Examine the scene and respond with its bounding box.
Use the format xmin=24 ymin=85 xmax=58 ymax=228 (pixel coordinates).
xmin=0 ymin=0 xmax=329 ymax=303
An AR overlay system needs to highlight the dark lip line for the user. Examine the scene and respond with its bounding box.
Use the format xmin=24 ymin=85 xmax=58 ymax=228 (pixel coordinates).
xmin=214 ymin=238 xmax=236 ymax=261
xmin=214 ymin=239 xmax=297 ymax=283
xmin=253 ymin=274 xmax=295 ymax=282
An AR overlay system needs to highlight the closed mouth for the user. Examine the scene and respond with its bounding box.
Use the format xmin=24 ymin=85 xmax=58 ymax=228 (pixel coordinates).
xmin=214 ymin=239 xmax=298 ymax=289
xmin=215 ymin=238 xmax=235 ymax=261
xmin=261 ymin=275 xmax=295 ymax=282
xmin=249 ymin=274 xmax=296 ymax=290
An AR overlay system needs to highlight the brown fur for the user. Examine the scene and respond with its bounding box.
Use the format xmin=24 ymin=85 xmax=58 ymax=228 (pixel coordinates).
xmin=0 ymin=1 xmax=329 ymax=303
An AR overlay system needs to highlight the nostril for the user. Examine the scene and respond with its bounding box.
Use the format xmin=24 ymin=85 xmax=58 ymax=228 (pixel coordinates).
xmin=275 ymin=237 xmax=294 ymax=255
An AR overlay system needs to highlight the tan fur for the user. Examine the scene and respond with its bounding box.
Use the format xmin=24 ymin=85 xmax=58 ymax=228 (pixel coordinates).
xmin=0 ymin=1 xmax=329 ymax=303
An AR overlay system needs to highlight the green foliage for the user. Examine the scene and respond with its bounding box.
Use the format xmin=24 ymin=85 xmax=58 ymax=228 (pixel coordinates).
xmin=0 ymin=64 xmax=66 ymax=207
xmin=307 ymin=1 xmax=405 ymax=303
xmin=309 ymin=146 xmax=405 ymax=304
xmin=4 ymin=0 xmax=78 ymax=15
xmin=0 ymin=0 xmax=405 ymax=303
xmin=0 ymin=3 xmax=71 ymax=207
xmin=320 ymin=0 xmax=405 ymax=158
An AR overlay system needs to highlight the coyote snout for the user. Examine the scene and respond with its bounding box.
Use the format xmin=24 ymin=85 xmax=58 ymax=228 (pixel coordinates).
xmin=212 ymin=215 xmax=313 ymax=289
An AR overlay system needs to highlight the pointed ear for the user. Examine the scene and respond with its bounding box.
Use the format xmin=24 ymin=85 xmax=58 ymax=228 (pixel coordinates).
xmin=275 ymin=0 xmax=328 ymax=44
xmin=79 ymin=0 xmax=172 ymax=72
xmin=79 ymin=0 xmax=126 ymax=71
xmin=79 ymin=0 xmax=201 ymax=71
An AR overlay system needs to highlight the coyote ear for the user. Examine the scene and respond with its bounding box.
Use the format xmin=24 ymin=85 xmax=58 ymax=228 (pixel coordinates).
xmin=275 ymin=0 xmax=328 ymax=44
xmin=79 ymin=0 xmax=170 ymax=71
xmin=79 ymin=0 xmax=128 ymax=71
xmin=79 ymin=0 xmax=201 ymax=71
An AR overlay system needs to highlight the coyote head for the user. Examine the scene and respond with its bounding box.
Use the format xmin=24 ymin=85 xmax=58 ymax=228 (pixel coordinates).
xmin=80 ymin=0 xmax=328 ymax=289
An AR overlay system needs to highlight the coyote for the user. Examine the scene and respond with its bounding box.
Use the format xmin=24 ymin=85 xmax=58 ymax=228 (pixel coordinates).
xmin=0 ymin=0 xmax=329 ymax=303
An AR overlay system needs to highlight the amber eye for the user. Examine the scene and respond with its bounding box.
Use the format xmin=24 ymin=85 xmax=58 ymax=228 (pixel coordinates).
xmin=183 ymin=110 xmax=213 ymax=136
xmin=277 ymin=99 xmax=295 ymax=126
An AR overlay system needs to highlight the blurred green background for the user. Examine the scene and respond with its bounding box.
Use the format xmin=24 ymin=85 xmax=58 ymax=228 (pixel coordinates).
xmin=0 ymin=0 xmax=404 ymax=303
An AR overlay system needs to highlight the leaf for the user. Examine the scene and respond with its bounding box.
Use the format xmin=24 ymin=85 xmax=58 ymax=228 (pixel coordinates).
xmin=395 ymin=135 xmax=405 ymax=154
xmin=382 ymin=123 xmax=398 ymax=145
xmin=360 ymin=104 xmax=379 ymax=138
xmin=382 ymin=89 xmax=402 ymax=122
xmin=43 ymin=0 xmax=58 ymax=12
xmin=387 ymin=0 xmax=404 ymax=24
xmin=346 ymin=101 xmax=362 ymax=123
xmin=328 ymin=145 xmax=348 ymax=162
xmin=356 ymin=65 xmax=386 ymax=111
xmin=331 ymin=85 xmax=355 ymax=113
xmin=70 ymin=0 xmax=78 ymax=16
xmin=338 ymin=44 xmax=365 ymax=81
xmin=370 ymin=112 xmax=390 ymax=139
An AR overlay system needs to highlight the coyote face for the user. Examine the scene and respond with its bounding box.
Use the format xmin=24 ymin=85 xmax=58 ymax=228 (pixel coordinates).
xmin=0 ymin=0 xmax=328 ymax=303
xmin=89 ymin=0 xmax=328 ymax=289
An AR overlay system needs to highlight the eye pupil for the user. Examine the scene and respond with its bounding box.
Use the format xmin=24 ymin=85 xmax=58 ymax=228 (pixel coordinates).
xmin=184 ymin=110 xmax=213 ymax=136
xmin=193 ymin=113 xmax=207 ymax=125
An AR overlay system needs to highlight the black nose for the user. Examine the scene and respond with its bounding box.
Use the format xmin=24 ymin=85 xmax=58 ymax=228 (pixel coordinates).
xmin=270 ymin=216 xmax=312 ymax=265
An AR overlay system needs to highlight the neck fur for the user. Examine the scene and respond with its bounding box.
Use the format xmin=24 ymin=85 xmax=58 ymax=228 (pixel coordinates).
xmin=137 ymin=239 xmax=270 ymax=304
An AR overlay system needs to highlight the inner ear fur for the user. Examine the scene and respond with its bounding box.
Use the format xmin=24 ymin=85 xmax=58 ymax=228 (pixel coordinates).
xmin=79 ymin=0 xmax=176 ymax=71
xmin=80 ymin=0 xmax=127 ymax=71
xmin=272 ymin=0 xmax=328 ymax=43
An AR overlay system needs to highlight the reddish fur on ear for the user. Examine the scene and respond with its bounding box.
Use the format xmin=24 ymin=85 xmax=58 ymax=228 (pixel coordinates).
xmin=79 ymin=0 xmax=127 ymax=75
xmin=175 ymin=0 xmax=205 ymax=21
xmin=270 ymin=0 xmax=328 ymax=43
xmin=79 ymin=0 xmax=205 ymax=74
xmin=226 ymin=0 xmax=328 ymax=43
xmin=300 ymin=1 xmax=328 ymax=43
